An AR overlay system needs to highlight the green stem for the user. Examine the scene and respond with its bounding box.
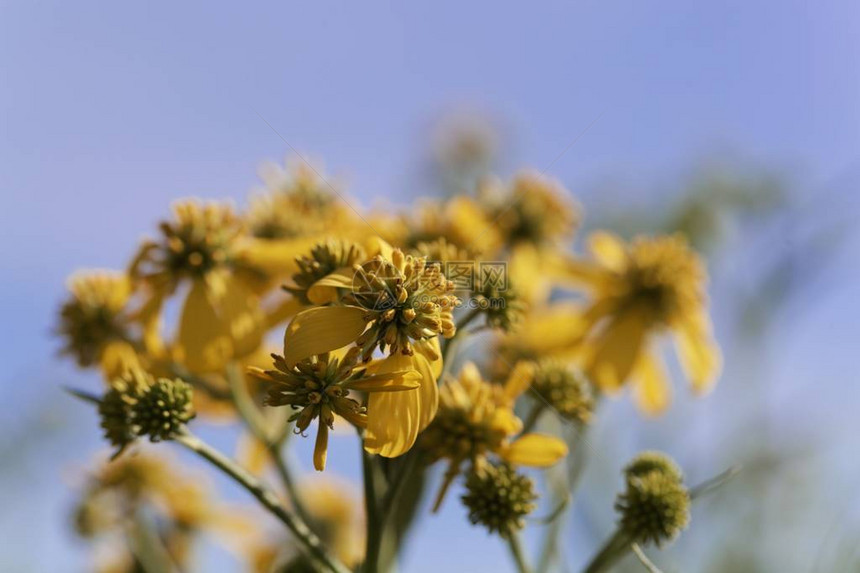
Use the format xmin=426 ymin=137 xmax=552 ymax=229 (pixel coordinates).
xmin=128 ymin=513 xmax=177 ymax=573
xmin=225 ymin=362 xmax=312 ymax=526
xmin=440 ymin=307 xmax=482 ymax=378
xmin=175 ymin=430 xmax=349 ymax=573
xmin=362 ymin=448 xmax=383 ymax=573
xmin=506 ymin=531 xmax=533 ymax=573
xmin=519 ymin=403 xmax=545 ymax=435
xmin=582 ymin=529 xmax=632 ymax=573
xmin=536 ymin=420 xmax=589 ymax=572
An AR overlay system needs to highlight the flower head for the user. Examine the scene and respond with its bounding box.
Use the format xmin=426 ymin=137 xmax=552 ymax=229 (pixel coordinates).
xmin=461 ymin=462 xmax=537 ymax=536
xmin=133 ymin=201 xmax=243 ymax=287
xmin=58 ymin=271 xmax=140 ymax=377
xmin=284 ymin=239 xmax=366 ymax=305
xmin=531 ymin=362 xmax=595 ymax=424
xmin=251 ymin=347 xmax=420 ymax=470
xmin=562 ymin=232 xmax=722 ymax=414
xmin=421 ymin=361 xmax=567 ymax=510
xmin=615 ymin=452 xmax=690 ymax=546
xmin=346 ymin=249 xmax=459 ymax=361
xmin=482 ymin=170 xmax=580 ymax=248
xmin=97 ymin=369 xmax=196 ymax=457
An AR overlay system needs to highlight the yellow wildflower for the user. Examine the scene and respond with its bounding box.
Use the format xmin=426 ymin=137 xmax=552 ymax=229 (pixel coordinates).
xmin=563 ymin=232 xmax=722 ymax=414
xmin=58 ymin=271 xmax=141 ymax=379
xmin=250 ymin=347 xmax=420 ymax=470
xmin=129 ymin=200 xmax=268 ymax=373
xmin=421 ymin=361 xmax=568 ymax=510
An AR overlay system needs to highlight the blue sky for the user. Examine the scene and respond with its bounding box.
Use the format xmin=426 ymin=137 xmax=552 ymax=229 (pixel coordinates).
xmin=2 ymin=1 xmax=859 ymax=571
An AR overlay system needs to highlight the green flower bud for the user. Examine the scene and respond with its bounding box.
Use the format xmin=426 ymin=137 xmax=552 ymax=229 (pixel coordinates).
xmin=532 ymin=362 xmax=595 ymax=424
xmin=624 ymin=451 xmax=683 ymax=484
xmin=98 ymin=370 xmax=149 ymax=458
xmin=616 ymin=470 xmax=690 ymax=546
xmin=132 ymin=377 xmax=195 ymax=443
xmin=461 ymin=463 xmax=537 ymax=536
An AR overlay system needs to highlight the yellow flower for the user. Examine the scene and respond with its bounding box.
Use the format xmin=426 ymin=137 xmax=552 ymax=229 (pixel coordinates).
xmin=391 ymin=196 xmax=502 ymax=257
xmin=480 ymin=170 xmax=580 ymax=249
xmin=58 ymin=271 xmax=141 ymax=379
xmin=249 ymin=347 xmax=420 ymax=470
xmin=421 ymin=361 xmax=568 ymax=510
xmin=129 ymin=200 xmax=268 ymax=373
xmin=563 ymin=232 xmax=722 ymax=414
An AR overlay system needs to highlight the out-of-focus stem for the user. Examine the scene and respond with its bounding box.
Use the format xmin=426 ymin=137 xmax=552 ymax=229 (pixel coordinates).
xmin=582 ymin=529 xmax=631 ymax=573
xmin=225 ymin=362 xmax=312 ymax=526
xmin=175 ymin=430 xmax=349 ymax=573
xmin=506 ymin=531 xmax=533 ymax=573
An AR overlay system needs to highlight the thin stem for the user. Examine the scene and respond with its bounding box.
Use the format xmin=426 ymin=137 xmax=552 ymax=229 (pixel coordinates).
xmin=362 ymin=448 xmax=383 ymax=573
xmin=689 ymin=464 xmax=741 ymax=500
xmin=519 ymin=403 xmax=545 ymax=436
xmin=128 ymin=513 xmax=177 ymax=573
xmin=582 ymin=529 xmax=632 ymax=573
xmin=536 ymin=420 xmax=589 ymax=572
xmin=175 ymin=430 xmax=349 ymax=573
xmin=506 ymin=531 xmax=533 ymax=573
xmin=225 ymin=362 xmax=312 ymax=525
xmin=631 ymin=543 xmax=663 ymax=573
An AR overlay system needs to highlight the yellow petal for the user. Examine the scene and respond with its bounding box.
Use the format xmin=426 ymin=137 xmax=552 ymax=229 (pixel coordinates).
xmin=282 ymin=306 xmax=368 ymax=366
xmin=236 ymin=432 xmax=269 ymax=476
xmin=306 ymin=267 xmax=355 ymax=305
xmin=632 ymin=350 xmax=672 ymax=416
xmin=176 ymin=280 xmax=232 ymax=373
xmin=675 ymin=311 xmax=722 ymax=394
xmin=503 ymin=361 xmax=536 ymax=403
xmin=215 ymin=275 xmax=265 ymax=361
xmin=588 ymin=231 xmax=627 ymax=271
xmin=501 ymin=433 xmax=568 ymax=467
xmin=314 ymin=421 xmax=329 ymax=471
xmin=490 ymin=407 xmax=523 ymax=436
xmin=410 ymin=352 xmax=439 ymax=431
xmin=346 ymin=371 xmax=420 ymax=392
xmin=365 ymin=236 xmax=394 ymax=260
xmin=363 ymin=353 xmax=422 ymax=458
xmin=414 ymin=337 xmax=442 ymax=376
xmin=586 ymin=306 xmax=649 ymax=391
xmin=135 ymin=285 xmax=168 ymax=357
xmin=509 ymin=243 xmax=547 ymax=304
xmin=236 ymin=236 xmax=322 ymax=277
xmin=99 ymin=340 xmax=141 ymax=380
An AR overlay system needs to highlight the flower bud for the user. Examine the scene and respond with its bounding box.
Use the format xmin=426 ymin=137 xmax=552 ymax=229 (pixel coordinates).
xmin=132 ymin=378 xmax=195 ymax=443
xmin=461 ymin=463 xmax=537 ymax=536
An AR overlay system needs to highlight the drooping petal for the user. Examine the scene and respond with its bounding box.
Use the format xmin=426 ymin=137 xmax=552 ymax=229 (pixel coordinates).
xmin=314 ymin=420 xmax=329 ymax=471
xmin=176 ymin=280 xmax=233 ymax=373
xmin=99 ymin=340 xmax=141 ymax=380
xmin=214 ymin=275 xmax=266 ymax=361
xmin=282 ymin=306 xmax=368 ymax=366
xmin=236 ymin=432 xmax=269 ymax=476
xmin=675 ymin=311 xmax=722 ymax=394
xmin=501 ymin=433 xmax=568 ymax=467
xmin=414 ymin=337 xmax=442 ymax=378
xmin=509 ymin=243 xmax=547 ymax=304
xmin=585 ymin=306 xmax=649 ymax=391
xmin=363 ymin=353 xmax=422 ymax=458
xmin=410 ymin=352 xmax=439 ymax=431
xmin=588 ymin=231 xmax=628 ymax=272
xmin=503 ymin=361 xmax=536 ymax=403
xmin=632 ymin=350 xmax=672 ymax=416
xmin=236 ymin=236 xmax=322 ymax=278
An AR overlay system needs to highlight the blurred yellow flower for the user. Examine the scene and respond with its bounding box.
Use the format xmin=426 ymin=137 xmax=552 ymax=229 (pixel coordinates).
xmin=129 ymin=200 xmax=269 ymax=373
xmin=58 ymin=271 xmax=141 ymax=379
xmin=563 ymin=232 xmax=722 ymax=414
xmin=422 ymin=361 xmax=568 ymax=510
